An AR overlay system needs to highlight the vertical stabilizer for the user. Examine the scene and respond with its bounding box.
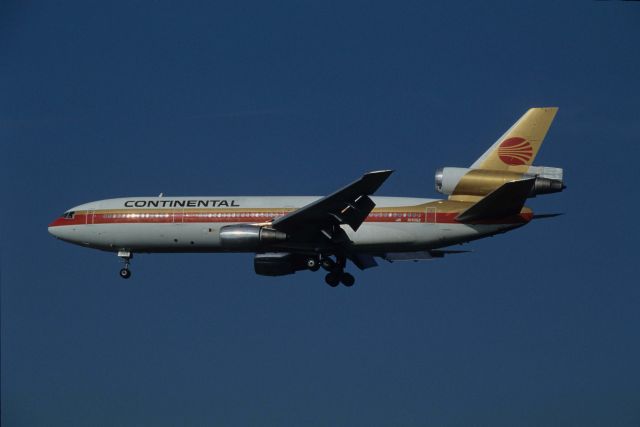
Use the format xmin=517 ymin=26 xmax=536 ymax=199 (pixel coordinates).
xmin=470 ymin=107 xmax=558 ymax=172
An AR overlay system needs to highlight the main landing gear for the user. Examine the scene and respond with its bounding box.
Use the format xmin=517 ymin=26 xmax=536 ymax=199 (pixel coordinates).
xmin=317 ymin=255 xmax=355 ymax=287
xmin=324 ymin=271 xmax=354 ymax=287
xmin=118 ymin=251 xmax=132 ymax=279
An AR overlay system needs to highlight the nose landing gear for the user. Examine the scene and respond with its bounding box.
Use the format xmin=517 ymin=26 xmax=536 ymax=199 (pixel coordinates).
xmin=118 ymin=251 xmax=132 ymax=279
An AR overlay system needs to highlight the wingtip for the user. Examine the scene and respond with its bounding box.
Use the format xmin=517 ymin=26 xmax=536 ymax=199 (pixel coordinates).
xmin=367 ymin=169 xmax=394 ymax=176
xmin=532 ymin=213 xmax=564 ymax=219
xmin=529 ymin=106 xmax=559 ymax=112
xmin=359 ymin=170 xmax=394 ymax=193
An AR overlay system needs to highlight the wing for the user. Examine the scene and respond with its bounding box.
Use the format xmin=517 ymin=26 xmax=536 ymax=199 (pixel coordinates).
xmin=271 ymin=170 xmax=393 ymax=238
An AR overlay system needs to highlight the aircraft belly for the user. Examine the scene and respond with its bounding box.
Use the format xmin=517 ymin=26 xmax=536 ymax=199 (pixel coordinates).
xmin=56 ymin=221 xmax=520 ymax=254
xmin=68 ymin=223 xmax=226 ymax=252
xmin=346 ymin=222 xmax=509 ymax=252
xmin=345 ymin=223 xmax=441 ymax=251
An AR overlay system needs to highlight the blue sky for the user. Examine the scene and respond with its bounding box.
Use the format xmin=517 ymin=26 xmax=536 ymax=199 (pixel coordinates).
xmin=2 ymin=2 xmax=639 ymax=426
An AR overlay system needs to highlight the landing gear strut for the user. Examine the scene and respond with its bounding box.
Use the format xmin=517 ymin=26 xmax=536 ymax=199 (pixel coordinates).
xmin=322 ymin=255 xmax=356 ymax=287
xmin=118 ymin=251 xmax=132 ymax=279
xmin=321 ymin=257 xmax=336 ymax=271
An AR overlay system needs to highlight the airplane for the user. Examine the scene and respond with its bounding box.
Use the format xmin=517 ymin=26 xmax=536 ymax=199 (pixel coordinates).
xmin=48 ymin=107 xmax=565 ymax=287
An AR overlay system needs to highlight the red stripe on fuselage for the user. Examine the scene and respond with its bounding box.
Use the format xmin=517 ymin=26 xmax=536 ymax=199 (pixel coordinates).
xmin=49 ymin=210 xmax=532 ymax=227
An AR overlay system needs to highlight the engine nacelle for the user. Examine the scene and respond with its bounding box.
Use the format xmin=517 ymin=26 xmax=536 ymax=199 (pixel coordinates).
xmin=254 ymin=252 xmax=306 ymax=276
xmin=219 ymin=224 xmax=288 ymax=250
xmin=435 ymin=166 xmax=564 ymax=197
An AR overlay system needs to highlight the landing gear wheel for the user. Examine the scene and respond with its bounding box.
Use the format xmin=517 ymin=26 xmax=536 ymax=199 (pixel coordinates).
xmin=117 ymin=250 xmax=133 ymax=279
xmin=325 ymin=272 xmax=340 ymax=287
xmin=340 ymin=272 xmax=355 ymax=287
xmin=119 ymin=268 xmax=131 ymax=279
xmin=306 ymin=257 xmax=320 ymax=271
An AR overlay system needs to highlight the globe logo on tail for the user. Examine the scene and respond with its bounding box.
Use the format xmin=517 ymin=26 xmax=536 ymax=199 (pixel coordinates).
xmin=498 ymin=137 xmax=533 ymax=165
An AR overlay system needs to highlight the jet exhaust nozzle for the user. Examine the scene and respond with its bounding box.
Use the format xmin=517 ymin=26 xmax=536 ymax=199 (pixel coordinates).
xmin=219 ymin=224 xmax=288 ymax=250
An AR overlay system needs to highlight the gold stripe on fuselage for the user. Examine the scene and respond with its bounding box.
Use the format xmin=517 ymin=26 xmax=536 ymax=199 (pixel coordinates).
xmin=70 ymin=199 xmax=528 ymax=217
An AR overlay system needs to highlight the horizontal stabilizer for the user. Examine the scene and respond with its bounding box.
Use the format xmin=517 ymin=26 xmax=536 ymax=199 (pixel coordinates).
xmin=532 ymin=213 xmax=564 ymax=220
xmin=456 ymin=178 xmax=535 ymax=223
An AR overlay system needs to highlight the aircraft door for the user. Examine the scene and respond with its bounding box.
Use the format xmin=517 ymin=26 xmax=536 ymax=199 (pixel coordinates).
xmin=425 ymin=207 xmax=436 ymax=223
xmin=173 ymin=209 xmax=184 ymax=223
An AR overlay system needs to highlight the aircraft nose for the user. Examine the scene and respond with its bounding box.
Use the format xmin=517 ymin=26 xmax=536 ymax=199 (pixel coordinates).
xmin=48 ymin=219 xmax=62 ymax=238
xmin=48 ymin=224 xmax=60 ymax=238
xmin=48 ymin=216 xmax=68 ymax=239
xmin=48 ymin=223 xmax=78 ymax=243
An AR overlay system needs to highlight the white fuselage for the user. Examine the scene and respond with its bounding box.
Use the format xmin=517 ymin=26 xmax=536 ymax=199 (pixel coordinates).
xmin=48 ymin=196 xmax=526 ymax=255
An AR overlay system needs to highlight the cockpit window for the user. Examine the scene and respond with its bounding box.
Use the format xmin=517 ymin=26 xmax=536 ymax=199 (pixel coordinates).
xmin=62 ymin=211 xmax=75 ymax=219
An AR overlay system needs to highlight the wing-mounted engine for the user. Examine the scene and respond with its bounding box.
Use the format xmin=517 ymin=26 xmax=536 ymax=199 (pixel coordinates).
xmin=254 ymin=252 xmax=308 ymax=276
xmin=435 ymin=166 xmax=564 ymax=198
xmin=219 ymin=224 xmax=288 ymax=250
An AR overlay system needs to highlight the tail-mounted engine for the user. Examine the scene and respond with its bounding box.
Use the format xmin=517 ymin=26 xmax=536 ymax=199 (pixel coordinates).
xmin=435 ymin=166 xmax=564 ymax=197
xmin=219 ymin=224 xmax=288 ymax=250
